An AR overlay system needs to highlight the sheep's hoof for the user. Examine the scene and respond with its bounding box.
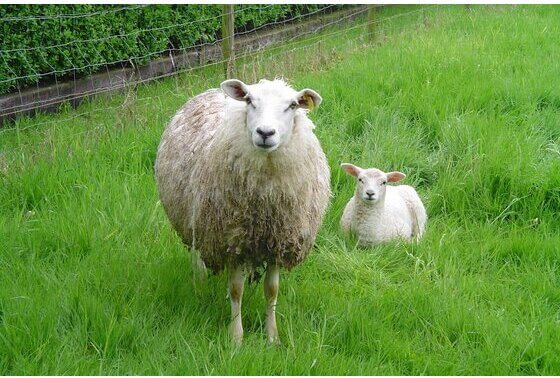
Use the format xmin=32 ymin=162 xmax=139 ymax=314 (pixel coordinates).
xmin=232 ymin=337 xmax=243 ymax=348
xmin=267 ymin=338 xmax=281 ymax=347
xmin=230 ymin=325 xmax=243 ymax=347
xmin=266 ymin=334 xmax=281 ymax=346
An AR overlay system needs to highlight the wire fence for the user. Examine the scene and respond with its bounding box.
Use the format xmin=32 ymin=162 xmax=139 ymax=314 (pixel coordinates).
xmin=0 ymin=4 xmax=438 ymax=129
xmin=0 ymin=5 xmax=149 ymax=22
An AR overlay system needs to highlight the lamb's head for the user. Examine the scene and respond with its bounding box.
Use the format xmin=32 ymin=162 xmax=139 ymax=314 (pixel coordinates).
xmin=341 ymin=163 xmax=406 ymax=204
xmin=221 ymin=79 xmax=322 ymax=152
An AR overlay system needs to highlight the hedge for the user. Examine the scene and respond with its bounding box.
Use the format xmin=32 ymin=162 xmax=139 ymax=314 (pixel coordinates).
xmin=0 ymin=5 xmax=336 ymax=95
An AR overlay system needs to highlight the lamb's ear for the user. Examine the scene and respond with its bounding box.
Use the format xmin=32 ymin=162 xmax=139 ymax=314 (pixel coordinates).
xmin=221 ymin=79 xmax=249 ymax=101
xmin=296 ymin=89 xmax=322 ymax=111
xmin=341 ymin=163 xmax=362 ymax=177
xmin=387 ymin=171 xmax=406 ymax=183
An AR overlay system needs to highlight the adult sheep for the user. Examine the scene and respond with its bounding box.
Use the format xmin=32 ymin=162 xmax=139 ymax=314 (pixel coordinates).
xmin=154 ymin=78 xmax=330 ymax=344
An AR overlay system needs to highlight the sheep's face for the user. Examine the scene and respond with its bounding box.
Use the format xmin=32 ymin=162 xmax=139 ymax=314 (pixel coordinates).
xmin=221 ymin=79 xmax=322 ymax=152
xmin=341 ymin=163 xmax=406 ymax=204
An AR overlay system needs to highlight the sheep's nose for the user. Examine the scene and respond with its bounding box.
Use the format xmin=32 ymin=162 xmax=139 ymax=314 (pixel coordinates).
xmin=366 ymin=190 xmax=375 ymax=198
xmin=256 ymin=127 xmax=276 ymax=139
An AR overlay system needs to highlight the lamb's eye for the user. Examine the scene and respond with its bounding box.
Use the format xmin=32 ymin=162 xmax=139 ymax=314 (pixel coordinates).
xmin=246 ymin=97 xmax=255 ymax=107
xmin=382 ymin=181 xmax=387 ymax=185
xmin=359 ymin=178 xmax=364 ymax=183
xmin=289 ymin=101 xmax=297 ymax=110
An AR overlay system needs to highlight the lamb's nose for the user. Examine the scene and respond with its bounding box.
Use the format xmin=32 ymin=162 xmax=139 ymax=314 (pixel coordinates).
xmin=366 ymin=190 xmax=375 ymax=198
xmin=256 ymin=127 xmax=276 ymax=139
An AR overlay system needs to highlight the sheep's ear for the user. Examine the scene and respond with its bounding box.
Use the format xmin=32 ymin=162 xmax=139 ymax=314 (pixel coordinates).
xmin=221 ymin=79 xmax=249 ymax=101
xmin=341 ymin=163 xmax=362 ymax=177
xmin=387 ymin=171 xmax=406 ymax=183
xmin=296 ymin=89 xmax=322 ymax=111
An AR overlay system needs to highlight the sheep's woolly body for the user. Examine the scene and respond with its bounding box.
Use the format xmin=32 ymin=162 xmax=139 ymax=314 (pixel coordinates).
xmin=341 ymin=185 xmax=426 ymax=245
xmin=155 ymin=83 xmax=330 ymax=272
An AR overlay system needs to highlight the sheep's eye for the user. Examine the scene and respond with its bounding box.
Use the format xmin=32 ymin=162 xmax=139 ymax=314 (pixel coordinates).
xmin=382 ymin=181 xmax=387 ymax=185
xmin=358 ymin=178 xmax=364 ymax=183
xmin=246 ymin=97 xmax=255 ymax=107
xmin=288 ymin=101 xmax=297 ymax=110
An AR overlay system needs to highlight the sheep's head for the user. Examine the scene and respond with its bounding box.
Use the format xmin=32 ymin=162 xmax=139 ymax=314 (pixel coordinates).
xmin=341 ymin=163 xmax=405 ymax=204
xmin=221 ymin=79 xmax=322 ymax=152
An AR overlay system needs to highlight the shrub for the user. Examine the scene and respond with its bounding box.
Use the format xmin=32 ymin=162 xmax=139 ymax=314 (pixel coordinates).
xmin=0 ymin=5 xmax=336 ymax=95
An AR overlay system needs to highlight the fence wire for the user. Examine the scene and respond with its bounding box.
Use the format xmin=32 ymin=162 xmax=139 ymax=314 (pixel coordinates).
xmin=0 ymin=5 xmax=149 ymax=22
xmin=0 ymin=5 xmax=438 ymax=130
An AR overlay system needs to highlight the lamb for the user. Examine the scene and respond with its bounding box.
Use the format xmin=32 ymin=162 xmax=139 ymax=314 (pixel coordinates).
xmin=154 ymin=78 xmax=330 ymax=345
xmin=340 ymin=163 xmax=426 ymax=245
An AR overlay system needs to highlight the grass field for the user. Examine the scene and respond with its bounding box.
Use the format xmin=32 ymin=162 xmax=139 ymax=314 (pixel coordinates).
xmin=1 ymin=4 xmax=560 ymax=375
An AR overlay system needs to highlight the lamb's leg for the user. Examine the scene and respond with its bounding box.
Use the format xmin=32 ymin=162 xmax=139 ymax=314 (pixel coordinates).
xmin=229 ymin=265 xmax=245 ymax=346
xmin=264 ymin=264 xmax=280 ymax=344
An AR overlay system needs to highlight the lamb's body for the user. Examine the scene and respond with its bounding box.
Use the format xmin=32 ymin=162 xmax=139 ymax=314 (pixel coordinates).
xmin=339 ymin=164 xmax=426 ymax=246
xmin=341 ymin=185 xmax=426 ymax=244
xmin=156 ymin=89 xmax=330 ymax=272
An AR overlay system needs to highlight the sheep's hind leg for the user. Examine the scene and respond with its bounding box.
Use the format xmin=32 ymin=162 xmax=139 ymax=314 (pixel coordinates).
xmin=229 ymin=265 xmax=245 ymax=346
xmin=264 ymin=264 xmax=280 ymax=344
xmin=191 ymin=249 xmax=207 ymax=282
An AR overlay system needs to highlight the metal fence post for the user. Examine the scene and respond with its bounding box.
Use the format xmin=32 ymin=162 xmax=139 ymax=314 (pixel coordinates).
xmin=222 ymin=5 xmax=235 ymax=79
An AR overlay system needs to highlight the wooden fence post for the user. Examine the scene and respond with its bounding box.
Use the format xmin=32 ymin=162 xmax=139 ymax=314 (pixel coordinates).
xmin=367 ymin=5 xmax=377 ymax=42
xmin=222 ymin=5 xmax=235 ymax=79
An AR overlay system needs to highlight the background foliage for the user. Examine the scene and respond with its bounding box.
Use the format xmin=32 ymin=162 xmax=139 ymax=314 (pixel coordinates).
xmin=0 ymin=5 xmax=333 ymax=95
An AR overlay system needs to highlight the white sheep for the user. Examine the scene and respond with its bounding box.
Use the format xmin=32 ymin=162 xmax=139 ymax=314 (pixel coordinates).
xmin=154 ymin=78 xmax=330 ymax=345
xmin=340 ymin=163 xmax=426 ymax=245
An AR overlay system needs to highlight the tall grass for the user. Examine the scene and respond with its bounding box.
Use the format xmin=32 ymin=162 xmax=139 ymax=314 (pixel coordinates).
xmin=1 ymin=5 xmax=559 ymax=375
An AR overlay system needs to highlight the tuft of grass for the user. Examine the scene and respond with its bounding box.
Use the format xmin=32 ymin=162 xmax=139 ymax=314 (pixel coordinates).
xmin=1 ymin=5 xmax=560 ymax=375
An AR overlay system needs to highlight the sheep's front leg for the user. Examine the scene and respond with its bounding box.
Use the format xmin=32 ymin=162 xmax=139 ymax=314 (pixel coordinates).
xmin=264 ymin=264 xmax=280 ymax=344
xmin=229 ymin=265 xmax=245 ymax=345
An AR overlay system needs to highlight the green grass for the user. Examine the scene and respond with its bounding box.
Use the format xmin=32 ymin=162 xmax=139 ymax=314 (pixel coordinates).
xmin=2 ymin=4 xmax=560 ymax=375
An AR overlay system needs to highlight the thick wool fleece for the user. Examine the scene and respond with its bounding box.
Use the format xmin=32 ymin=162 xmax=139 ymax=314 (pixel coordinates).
xmin=155 ymin=85 xmax=330 ymax=272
